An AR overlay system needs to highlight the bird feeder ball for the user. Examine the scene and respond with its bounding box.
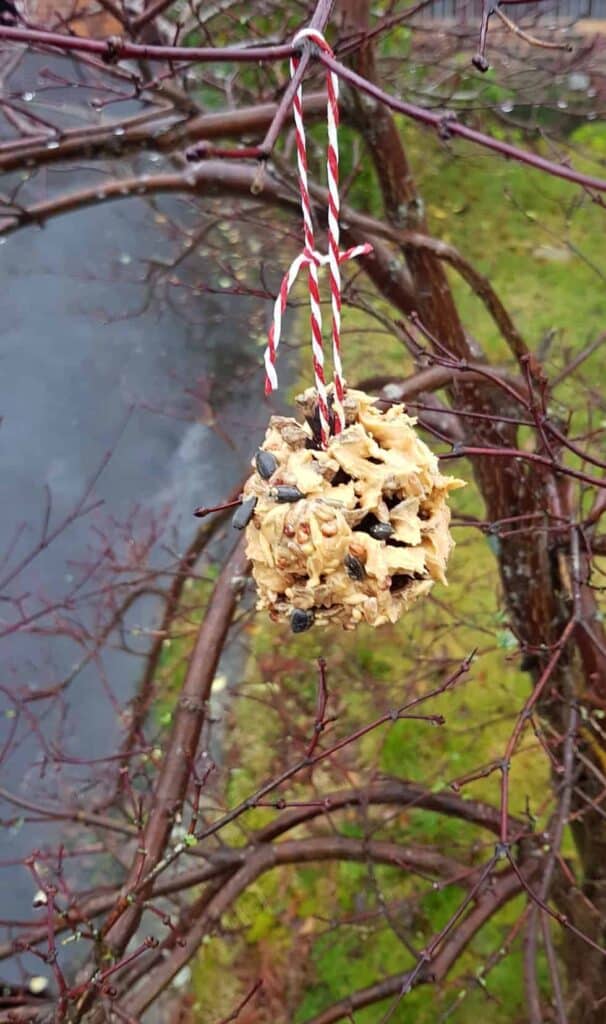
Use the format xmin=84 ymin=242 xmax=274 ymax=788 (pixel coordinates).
xmin=241 ymin=387 xmax=464 ymax=632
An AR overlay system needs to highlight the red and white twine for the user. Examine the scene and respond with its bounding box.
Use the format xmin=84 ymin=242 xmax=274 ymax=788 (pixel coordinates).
xmin=263 ymin=27 xmax=372 ymax=447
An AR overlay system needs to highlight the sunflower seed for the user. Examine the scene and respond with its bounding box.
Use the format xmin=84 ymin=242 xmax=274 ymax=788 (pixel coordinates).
xmin=274 ymin=485 xmax=305 ymax=503
xmin=231 ymin=496 xmax=257 ymax=530
xmin=255 ymin=449 xmax=278 ymax=480
xmin=369 ymin=522 xmax=394 ymax=540
xmin=345 ymin=553 xmax=366 ymax=581
xmin=291 ymin=608 xmax=315 ymax=633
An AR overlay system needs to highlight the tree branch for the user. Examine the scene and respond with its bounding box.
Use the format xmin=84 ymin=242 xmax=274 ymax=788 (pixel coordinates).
xmin=254 ymin=776 xmax=523 ymax=843
xmin=119 ymin=837 xmax=487 ymax=1016
xmin=0 ymin=94 xmax=328 ymax=173
xmin=100 ymin=536 xmax=248 ymax=958
xmin=299 ymin=864 xmax=531 ymax=1024
xmin=0 ymin=778 xmax=515 ymax=963
xmin=0 ymin=19 xmax=604 ymax=192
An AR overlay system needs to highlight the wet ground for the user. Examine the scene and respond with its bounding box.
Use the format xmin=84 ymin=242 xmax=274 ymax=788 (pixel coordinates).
xmin=0 ymin=189 xmax=279 ymax=980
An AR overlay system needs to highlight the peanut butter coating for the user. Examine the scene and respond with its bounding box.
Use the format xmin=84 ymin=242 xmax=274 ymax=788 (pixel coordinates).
xmin=244 ymin=387 xmax=464 ymax=630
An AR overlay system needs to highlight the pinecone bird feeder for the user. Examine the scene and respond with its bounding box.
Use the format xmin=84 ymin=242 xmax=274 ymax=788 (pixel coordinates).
xmin=222 ymin=32 xmax=463 ymax=632
xmin=242 ymin=387 xmax=464 ymax=632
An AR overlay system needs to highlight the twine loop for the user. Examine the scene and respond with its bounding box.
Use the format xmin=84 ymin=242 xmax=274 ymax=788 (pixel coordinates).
xmin=263 ymin=27 xmax=372 ymax=447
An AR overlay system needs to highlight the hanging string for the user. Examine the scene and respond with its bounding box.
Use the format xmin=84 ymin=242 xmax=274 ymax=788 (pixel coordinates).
xmin=263 ymin=27 xmax=372 ymax=448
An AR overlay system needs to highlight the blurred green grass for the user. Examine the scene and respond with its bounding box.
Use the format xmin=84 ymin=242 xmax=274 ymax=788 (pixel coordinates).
xmin=296 ymin=120 xmax=606 ymax=388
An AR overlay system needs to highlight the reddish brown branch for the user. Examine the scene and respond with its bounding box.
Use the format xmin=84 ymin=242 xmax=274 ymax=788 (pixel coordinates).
xmin=254 ymin=776 xmax=523 ymax=844
xmin=215 ymin=979 xmax=263 ymax=1024
xmin=356 ymin=365 xmax=526 ymax=404
xmin=441 ymin=446 xmax=606 ymax=492
xmin=318 ymin=51 xmax=606 ymax=196
xmin=100 ymin=537 xmax=248 ymax=958
xmin=0 ymin=24 xmax=604 ymax=193
xmin=0 ymin=775 xmax=515 ymax=964
xmin=119 ymin=837 xmax=487 ymax=1016
xmin=0 ymin=94 xmax=328 ymax=173
xmin=305 ymin=656 xmax=330 ymax=758
xmin=0 ymin=24 xmax=298 ymax=63
xmin=117 ymin=484 xmax=243 ymax=772
xmin=499 ymin=617 xmax=577 ymax=843
xmin=298 ymin=865 xmax=533 ymax=1024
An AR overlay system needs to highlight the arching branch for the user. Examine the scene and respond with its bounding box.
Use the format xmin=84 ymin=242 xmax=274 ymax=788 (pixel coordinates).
xmin=100 ymin=537 xmax=248 ymax=959
xmin=0 ymin=158 xmax=526 ymax=363
xmin=118 ymin=843 xmax=513 ymax=1017
xmin=0 ymin=778 xmax=516 ymax=962
xmin=299 ymin=865 xmax=530 ymax=1024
